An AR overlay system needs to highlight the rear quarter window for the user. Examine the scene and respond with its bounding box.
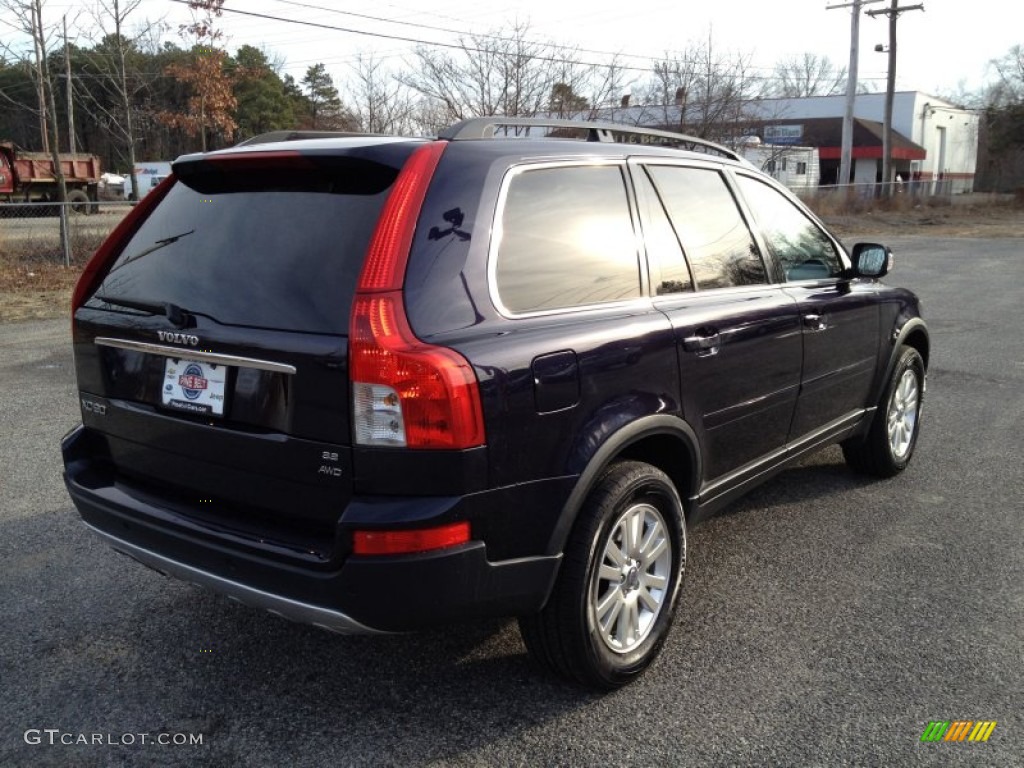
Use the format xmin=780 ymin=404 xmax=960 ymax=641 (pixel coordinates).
xmin=493 ymin=164 xmax=641 ymax=314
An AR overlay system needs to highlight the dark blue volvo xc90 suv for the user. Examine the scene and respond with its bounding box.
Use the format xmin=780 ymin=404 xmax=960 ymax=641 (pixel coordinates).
xmin=62 ymin=118 xmax=928 ymax=688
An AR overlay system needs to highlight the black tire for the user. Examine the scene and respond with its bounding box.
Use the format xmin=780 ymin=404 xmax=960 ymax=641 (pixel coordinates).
xmin=67 ymin=189 xmax=90 ymax=215
xmin=519 ymin=460 xmax=686 ymax=690
xmin=843 ymin=345 xmax=925 ymax=477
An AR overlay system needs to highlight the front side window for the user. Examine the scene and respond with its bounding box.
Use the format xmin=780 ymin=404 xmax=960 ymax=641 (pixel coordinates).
xmin=646 ymin=165 xmax=767 ymax=290
xmin=736 ymin=175 xmax=842 ymax=282
xmin=494 ymin=165 xmax=640 ymax=313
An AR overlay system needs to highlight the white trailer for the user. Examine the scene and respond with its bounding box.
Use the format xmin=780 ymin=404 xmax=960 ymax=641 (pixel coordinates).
xmin=124 ymin=162 xmax=172 ymax=199
xmin=740 ymin=140 xmax=820 ymax=192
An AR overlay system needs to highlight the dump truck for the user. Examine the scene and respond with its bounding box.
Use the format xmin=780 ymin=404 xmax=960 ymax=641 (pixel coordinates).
xmin=0 ymin=142 xmax=101 ymax=212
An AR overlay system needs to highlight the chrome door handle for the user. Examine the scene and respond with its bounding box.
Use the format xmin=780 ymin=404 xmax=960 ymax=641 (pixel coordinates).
xmin=803 ymin=314 xmax=827 ymax=331
xmin=682 ymin=332 xmax=721 ymax=355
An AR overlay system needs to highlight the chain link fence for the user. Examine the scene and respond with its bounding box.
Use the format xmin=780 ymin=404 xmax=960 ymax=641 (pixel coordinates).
xmin=0 ymin=201 xmax=133 ymax=267
xmin=793 ymin=180 xmax=957 ymax=214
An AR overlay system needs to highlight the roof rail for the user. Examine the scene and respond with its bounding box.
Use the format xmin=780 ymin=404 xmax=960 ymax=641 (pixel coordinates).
xmin=235 ymin=130 xmax=380 ymax=147
xmin=439 ymin=117 xmax=741 ymax=162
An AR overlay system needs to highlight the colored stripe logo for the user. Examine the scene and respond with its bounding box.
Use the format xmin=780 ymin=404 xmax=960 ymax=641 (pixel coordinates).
xmin=920 ymin=721 xmax=997 ymax=742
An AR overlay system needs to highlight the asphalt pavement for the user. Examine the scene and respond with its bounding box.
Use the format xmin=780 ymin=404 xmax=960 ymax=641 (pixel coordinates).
xmin=0 ymin=234 xmax=1021 ymax=767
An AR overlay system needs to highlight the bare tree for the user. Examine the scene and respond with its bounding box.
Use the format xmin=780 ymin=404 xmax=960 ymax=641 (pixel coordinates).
xmin=83 ymin=0 xmax=164 ymax=200
xmin=546 ymin=55 xmax=627 ymax=119
xmin=980 ymin=45 xmax=1024 ymax=191
xmin=771 ymin=53 xmax=847 ymax=98
xmin=0 ymin=1 xmax=63 ymax=157
xmin=633 ymin=33 xmax=763 ymax=145
xmin=1 ymin=0 xmax=70 ymax=257
xmin=987 ymin=44 xmax=1024 ymax=107
xmin=347 ymin=53 xmax=415 ymax=134
xmin=400 ymin=22 xmax=622 ymax=130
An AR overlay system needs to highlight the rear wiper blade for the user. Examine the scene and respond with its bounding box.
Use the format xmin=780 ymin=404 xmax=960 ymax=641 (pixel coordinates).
xmin=93 ymin=295 xmax=189 ymax=326
xmin=107 ymin=228 xmax=195 ymax=274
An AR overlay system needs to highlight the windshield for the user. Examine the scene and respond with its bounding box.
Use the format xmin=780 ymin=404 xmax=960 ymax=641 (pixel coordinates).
xmin=89 ymin=161 xmax=398 ymax=335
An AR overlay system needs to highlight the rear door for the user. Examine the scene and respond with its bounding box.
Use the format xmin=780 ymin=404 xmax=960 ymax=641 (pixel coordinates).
xmin=634 ymin=161 xmax=802 ymax=487
xmin=71 ymin=144 xmax=416 ymax=562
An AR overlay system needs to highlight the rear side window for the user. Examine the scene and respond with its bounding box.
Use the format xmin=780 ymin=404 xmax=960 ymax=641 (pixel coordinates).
xmin=646 ymin=165 xmax=767 ymax=290
xmin=494 ymin=165 xmax=640 ymax=313
xmin=86 ymin=160 xmax=398 ymax=334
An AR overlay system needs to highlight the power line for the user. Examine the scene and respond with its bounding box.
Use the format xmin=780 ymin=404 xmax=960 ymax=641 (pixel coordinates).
xmin=168 ymin=0 xmax=653 ymax=72
xmin=267 ymin=0 xmax=662 ymax=65
xmin=170 ymin=0 xmax=797 ymax=77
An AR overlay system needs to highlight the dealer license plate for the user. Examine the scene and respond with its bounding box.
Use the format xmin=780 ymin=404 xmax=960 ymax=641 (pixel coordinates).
xmin=161 ymin=357 xmax=228 ymax=416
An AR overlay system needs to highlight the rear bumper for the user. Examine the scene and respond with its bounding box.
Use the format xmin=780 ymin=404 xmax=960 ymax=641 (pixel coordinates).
xmin=63 ymin=425 xmax=562 ymax=633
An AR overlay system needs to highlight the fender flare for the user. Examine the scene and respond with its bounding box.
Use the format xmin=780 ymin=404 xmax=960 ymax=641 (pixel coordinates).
xmin=874 ymin=318 xmax=929 ymax=403
xmin=544 ymin=414 xmax=701 ymax=557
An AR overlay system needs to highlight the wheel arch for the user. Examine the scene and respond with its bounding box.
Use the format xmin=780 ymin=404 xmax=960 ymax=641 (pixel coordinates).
xmin=870 ymin=318 xmax=929 ymax=402
xmin=900 ymin=322 xmax=929 ymax=370
xmin=544 ymin=414 xmax=700 ymax=557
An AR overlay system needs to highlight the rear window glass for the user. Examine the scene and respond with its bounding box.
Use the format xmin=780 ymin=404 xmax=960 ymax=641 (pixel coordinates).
xmin=494 ymin=165 xmax=640 ymax=313
xmin=87 ymin=161 xmax=397 ymax=334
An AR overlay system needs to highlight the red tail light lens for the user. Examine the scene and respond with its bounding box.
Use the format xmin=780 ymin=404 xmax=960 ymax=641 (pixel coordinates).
xmin=352 ymin=521 xmax=471 ymax=556
xmin=350 ymin=141 xmax=485 ymax=450
xmin=350 ymin=293 xmax=484 ymax=449
xmin=358 ymin=141 xmax=447 ymax=293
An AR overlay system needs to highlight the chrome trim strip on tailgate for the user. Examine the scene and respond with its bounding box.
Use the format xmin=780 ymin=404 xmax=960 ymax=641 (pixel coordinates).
xmin=84 ymin=523 xmax=387 ymax=635
xmin=94 ymin=337 xmax=297 ymax=375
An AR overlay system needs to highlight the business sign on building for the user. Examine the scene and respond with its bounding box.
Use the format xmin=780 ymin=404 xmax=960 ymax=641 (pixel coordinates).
xmin=764 ymin=124 xmax=803 ymax=145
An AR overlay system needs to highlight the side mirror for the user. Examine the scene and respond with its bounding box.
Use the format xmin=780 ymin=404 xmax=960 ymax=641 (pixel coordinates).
xmin=851 ymin=243 xmax=893 ymax=278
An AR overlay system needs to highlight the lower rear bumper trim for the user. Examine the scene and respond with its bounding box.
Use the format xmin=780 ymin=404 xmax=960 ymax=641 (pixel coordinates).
xmin=84 ymin=522 xmax=390 ymax=635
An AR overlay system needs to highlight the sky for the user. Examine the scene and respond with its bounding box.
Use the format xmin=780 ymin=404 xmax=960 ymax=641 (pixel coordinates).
xmin=3 ymin=0 xmax=1021 ymax=100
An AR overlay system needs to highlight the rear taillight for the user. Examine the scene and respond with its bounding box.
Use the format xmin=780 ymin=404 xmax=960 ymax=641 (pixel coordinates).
xmin=350 ymin=142 xmax=485 ymax=450
xmin=352 ymin=521 xmax=471 ymax=556
xmin=71 ymin=174 xmax=176 ymax=321
xmin=350 ymin=293 xmax=484 ymax=448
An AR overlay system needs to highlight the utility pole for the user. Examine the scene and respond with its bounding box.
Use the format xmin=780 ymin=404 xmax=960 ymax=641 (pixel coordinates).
xmin=828 ymin=1 xmax=883 ymax=190
xmin=64 ymin=14 xmax=76 ymax=155
xmin=867 ymin=1 xmax=923 ymax=196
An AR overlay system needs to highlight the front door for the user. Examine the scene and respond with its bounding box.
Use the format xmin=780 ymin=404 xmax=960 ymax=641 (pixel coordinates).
xmin=733 ymin=173 xmax=879 ymax=440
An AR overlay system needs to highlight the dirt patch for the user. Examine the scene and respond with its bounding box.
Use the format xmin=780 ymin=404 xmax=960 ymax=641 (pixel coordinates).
xmin=0 ymin=261 xmax=78 ymax=323
xmin=820 ymin=203 xmax=1024 ymax=239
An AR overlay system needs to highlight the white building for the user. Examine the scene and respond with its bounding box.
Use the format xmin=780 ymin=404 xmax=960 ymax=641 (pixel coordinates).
xmin=591 ymin=91 xmax=978 ymax=193
xmin=747 ymin=92 xmax=978 ymax=193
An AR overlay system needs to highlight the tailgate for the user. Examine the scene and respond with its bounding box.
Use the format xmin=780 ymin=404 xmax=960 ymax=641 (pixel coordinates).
xmin=66 ymin=145 xmax=419 ymax=562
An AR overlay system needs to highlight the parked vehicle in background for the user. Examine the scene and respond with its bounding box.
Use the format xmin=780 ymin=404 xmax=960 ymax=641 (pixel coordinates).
xmin=123 ymin=162 xmax=172 ymax=199
xmin=740 ymin=138 xmax=820 ymax=191
xmin=62 ymin=118 xmax=929 ymax=690
xmin=0 ymin=141 xmax=101 ymax=211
